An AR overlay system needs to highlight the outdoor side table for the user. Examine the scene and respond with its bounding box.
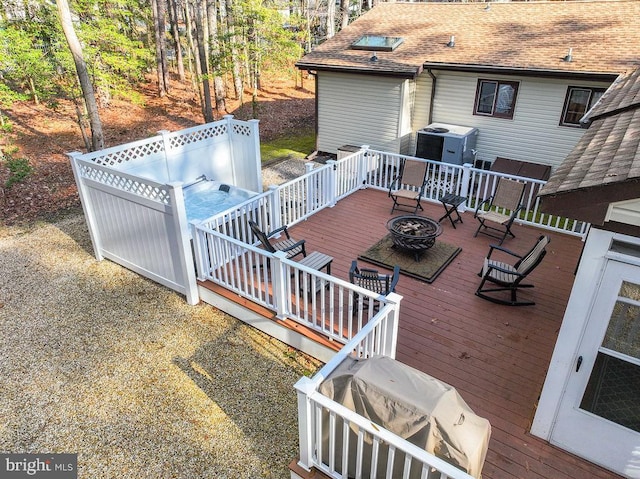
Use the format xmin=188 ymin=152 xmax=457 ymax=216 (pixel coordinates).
xmin=439 ymin=193 xmax=466 ymax=228
xmin=297 ymin=251 xmax=333 ymax=294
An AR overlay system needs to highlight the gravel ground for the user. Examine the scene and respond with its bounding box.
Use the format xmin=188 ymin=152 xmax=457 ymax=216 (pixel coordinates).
xmin=0 ymin=212 xmax=321 ymax=478
xmin=261 ymin=158 xmax=312 ymax=188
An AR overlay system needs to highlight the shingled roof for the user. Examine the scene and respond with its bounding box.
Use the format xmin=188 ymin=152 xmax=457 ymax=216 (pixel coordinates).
xmin=297 ymin=1 xmax=640 ymax=79
xmin=539 ymin=67 xmax=640 ymax=225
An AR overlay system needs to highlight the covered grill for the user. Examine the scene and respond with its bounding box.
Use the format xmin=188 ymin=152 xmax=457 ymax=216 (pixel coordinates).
xmin=319 ymin=356 xmax=491 ymax=478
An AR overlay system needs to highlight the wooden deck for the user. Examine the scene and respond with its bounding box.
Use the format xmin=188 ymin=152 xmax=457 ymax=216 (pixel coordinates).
xmin=280 ymin=188 xmax=619 ymax=479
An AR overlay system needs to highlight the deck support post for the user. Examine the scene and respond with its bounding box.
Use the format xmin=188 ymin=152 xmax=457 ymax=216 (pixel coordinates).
xmin=459 ymin=163 xmax=472 ymax=212
xmin=383 ymin=292 xmax=402 ymax=359
xmin=305 ymin=163 xmax=315 ymax=175
xmin=326 ymin=160 xmax=338 ymax=207
xmin=304 ymin=163 xmax=315 ymax=215
xmin=272 ymin=251 xmax=289 ymax=319
xmin=191 ymin=222 xmax=206 ymax=281
xmin=294 ymin=376 xmax=316 ymax=472
xmin=268 ymin=185 xmax=282 ymax=231
xmin=248 ymin=119 xmax=262 ymax=193
xmin=358 ymin=144 xmax=371 ymax=187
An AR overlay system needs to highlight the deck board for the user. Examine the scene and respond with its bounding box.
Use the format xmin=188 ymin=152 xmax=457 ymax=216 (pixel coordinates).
xmin=281 ymin=188 xmax=618 ymax=479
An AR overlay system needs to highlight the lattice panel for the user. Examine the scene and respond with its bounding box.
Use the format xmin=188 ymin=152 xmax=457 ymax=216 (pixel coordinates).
xmin=90 ymin=140 xmax=165 ymax=167
xmin=79 ymin=164 xmax=171 ymax=204
xmin=232 ymin=123 xmax=252 ymax=137
xmin=169 ymin=124 xmax=227 ymax=148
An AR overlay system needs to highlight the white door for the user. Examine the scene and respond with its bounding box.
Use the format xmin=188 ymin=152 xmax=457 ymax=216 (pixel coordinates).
xmin=551 ymin=260 xmax=640 ymax=478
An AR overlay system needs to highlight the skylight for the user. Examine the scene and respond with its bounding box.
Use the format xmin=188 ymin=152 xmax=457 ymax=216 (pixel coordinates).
xmin=350 ymin=35 xmax=404 ymax=52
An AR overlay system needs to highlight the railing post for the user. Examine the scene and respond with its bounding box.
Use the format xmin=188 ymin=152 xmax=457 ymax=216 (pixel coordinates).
xmin=326 ymin=160 xmax=338 ymax=207
xmin=249 ymin=119 xmax=262 ymax=193
xmin=191 ymin=222 xmax=207 ymax=281
xmin=459 ymin=163 xmax=473 ymax=212
xmin=268 ymin=185 xmax=282 ymax=230
xmin=382 ymin=292 xmax=402 ymax=359
xmin=358 ymin=144 xmax=370 ymax=187
xmin=168 ymin=182 xmax=200 ymax=305
xmin=272 ymin=251 xmax=289 ymax=319
xmin=294 ymin=376 xmax=317 ymax=472
xmin=222 ymin=115 xmax=238 ymax=188
xmin=305 ymin=162 xmax=315 ymax=215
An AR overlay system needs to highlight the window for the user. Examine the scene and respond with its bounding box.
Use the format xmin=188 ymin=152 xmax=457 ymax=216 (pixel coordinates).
xmin=561 ymin=87 xmax=606 ymax=126
xmin=350 ymin=35 xmax=404 ymax=52
xmin=474 ymin=80 xmax=519 ymax=119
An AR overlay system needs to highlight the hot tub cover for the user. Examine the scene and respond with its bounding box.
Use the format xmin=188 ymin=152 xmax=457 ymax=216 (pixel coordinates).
xmin=319 ymin=356 xmax=491 ymax=478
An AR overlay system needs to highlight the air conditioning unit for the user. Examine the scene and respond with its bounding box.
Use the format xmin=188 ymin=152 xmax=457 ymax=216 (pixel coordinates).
xmin=415 ymin=123 xmax=479 ymax=166
xmin=337 ymin=144 xmax=360 ymax=160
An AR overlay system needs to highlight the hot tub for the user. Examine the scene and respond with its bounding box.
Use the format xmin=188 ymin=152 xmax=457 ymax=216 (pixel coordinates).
xmin=183 ymin=177 xmax=257 ymax=224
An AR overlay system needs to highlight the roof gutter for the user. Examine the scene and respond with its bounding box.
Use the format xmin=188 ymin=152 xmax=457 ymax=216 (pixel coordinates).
xmin=295 ymin=62 xmax=420 ymax=80
xmin=422 ymin=62 xmax=620 ymax=82
xmin=295 ymin=60 xmax=620 ymax=82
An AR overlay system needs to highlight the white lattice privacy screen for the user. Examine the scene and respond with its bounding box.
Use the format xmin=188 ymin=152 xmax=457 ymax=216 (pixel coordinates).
xmin=69 ymin=116 xmax=262 ymax=305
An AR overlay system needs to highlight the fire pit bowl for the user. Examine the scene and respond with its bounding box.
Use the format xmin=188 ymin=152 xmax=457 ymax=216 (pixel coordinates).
xmin=386 ymin=215 xmax=442 ymax=261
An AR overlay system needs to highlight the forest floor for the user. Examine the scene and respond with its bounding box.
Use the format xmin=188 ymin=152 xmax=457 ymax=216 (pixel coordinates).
xmin=0 ymin=72 xmax=316 ymax=226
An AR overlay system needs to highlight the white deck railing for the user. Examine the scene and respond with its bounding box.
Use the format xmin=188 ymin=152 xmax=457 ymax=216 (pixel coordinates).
xmin=192 ymin=223 xmax=400 ymax=345
xmin=204 ymin=147 xmax=588 ymax=241
xmin=188 ymin=147 xmax=587 ymax=479
xmin=294 ymin=307 xmax=476 ymax=479
xmin=362 ymin=148 xmax=588 ymax=236
xmin=191 ymin=147 xmax=587 ymax=345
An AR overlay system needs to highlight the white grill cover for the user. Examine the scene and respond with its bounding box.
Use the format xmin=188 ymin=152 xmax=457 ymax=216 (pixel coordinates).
xmin=319 ymin=356 xmax=491 ymax=478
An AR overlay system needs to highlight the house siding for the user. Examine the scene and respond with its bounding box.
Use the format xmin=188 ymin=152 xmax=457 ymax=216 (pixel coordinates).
xmin=317 ymin=72 xmax=409 ymax=154
xmin=411 ymin=72 xmax=433 ymax=140
xmin=398 ymin=80 xmax=416 ymax=154
xmin=423 ymin=71 xmax=612 ymax=169
xmin=315 ymin=70 xmax=611 ymax=168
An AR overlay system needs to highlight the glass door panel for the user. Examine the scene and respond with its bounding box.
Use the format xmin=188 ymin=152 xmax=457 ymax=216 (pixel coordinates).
xmin=580 ymin=353 xmax=640 ymax=433
xmin=579 ymin=281 xmax=640 ymax=432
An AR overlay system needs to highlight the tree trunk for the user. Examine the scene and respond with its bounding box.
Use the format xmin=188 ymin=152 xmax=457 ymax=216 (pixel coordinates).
xmin=224 ymin=0 xmax=243 ymax=101
xmin=248 ymin=17 xmax=259 ymax=118
xmin=217 ymin=0 xmax=232 ymax=97
xmin=73 ymin=100 xmax=91 ymax=151
xmin=151 ymin=0 xmax=170 ymax=96
xmin=194 ymin=0 xmax=214 ymax=121
xmin=183 ymin=0 xmax=200 ymax=96
xmin=326 ymin=0 xmax=335 ymax=39
xmin=28 ymin=77 xmax=39 ymax=105
xmin=206 ymin=0 xmax=226 ymax=113
xmin=304 ymin=0 xmax=312 ymax=53
xmin=168 ymin=0 xmax=185 ymax=81
xmin=56 ymin=0 xmax=104 ymax=151
xmin=340 ymin=0 xmax=349 ymax=30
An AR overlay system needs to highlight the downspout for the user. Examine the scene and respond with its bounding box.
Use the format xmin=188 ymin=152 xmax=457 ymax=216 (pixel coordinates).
xmin=313 ymin=72 xmax=319 ymax=151
xmin=427 ymin=69 xmax=436 ymax=124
